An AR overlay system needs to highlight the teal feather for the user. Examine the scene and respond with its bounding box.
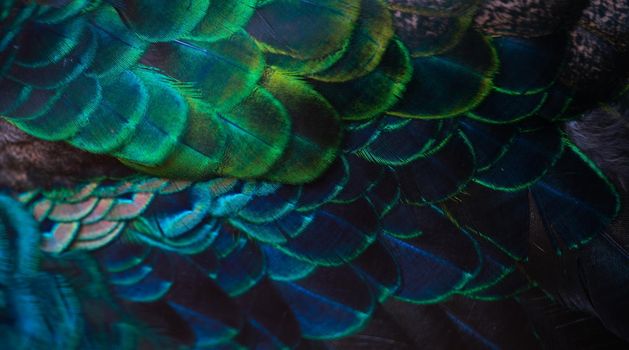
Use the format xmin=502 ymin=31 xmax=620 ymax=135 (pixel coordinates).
xmin=0 ymin=1 xmax=628 ymax=348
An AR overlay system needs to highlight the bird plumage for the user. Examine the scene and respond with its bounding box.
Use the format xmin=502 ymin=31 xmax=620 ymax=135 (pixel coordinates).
xmin=0 ymin=0 xmax=628 ymax=349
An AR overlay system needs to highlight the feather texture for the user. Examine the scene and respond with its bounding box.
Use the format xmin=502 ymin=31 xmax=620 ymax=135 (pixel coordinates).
xmin=0 ymin=0 xmax=628 ymax=349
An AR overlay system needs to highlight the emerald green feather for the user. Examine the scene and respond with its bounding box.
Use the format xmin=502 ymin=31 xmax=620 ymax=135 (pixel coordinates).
xmin=126 ymin=110 xmax=227 ymax=179
xmin=0 ymin=0 xmax=599 ymax=189
xmin=11 ymin=75 xmax=102 ymax=141
xmin=262 ymin=70 xmax=342 ymax=184
xmin=88 ymin=6 xmax=149 ymax=80
xmin=116 ymin=0 xmax=210 ymax=42
xmin=310 ymin=0 xmax=394 ymax=82
xmin=312 ymin=39 xmax=412 ymax=121
xmin=188 ymin=0 xmax=257 ymax=42
xmin=9 ymin=19 xmax=97 ymax=89
xmin=148 ymin=31 xmax=264 ymax=112
xmin=68 ymin=70 xmax=149 ymax=153
xmin=215 ymin=87 xmax=292 ymax=178
xmin=247 ymin=0 xmax=361 ymax=72
xmin=264 ymin=49 xmax=347 ymax=77
xmin=112 ymin=71 xmax=189 ymax=166
xmin=14 ymin=17 xmax=85 ymax=68
xmin=36 ymin=0 xmax=90 ymax=24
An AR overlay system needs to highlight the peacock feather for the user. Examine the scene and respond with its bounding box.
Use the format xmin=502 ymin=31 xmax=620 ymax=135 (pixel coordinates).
xmin=0 ymin=0 xmax=628 ymax=349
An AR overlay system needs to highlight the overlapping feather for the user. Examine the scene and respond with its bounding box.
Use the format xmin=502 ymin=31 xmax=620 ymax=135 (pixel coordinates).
xmin=0 ymin=0 xmax=627 ymax=348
